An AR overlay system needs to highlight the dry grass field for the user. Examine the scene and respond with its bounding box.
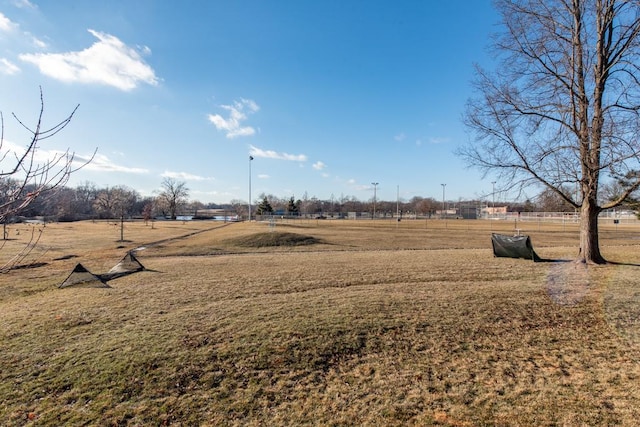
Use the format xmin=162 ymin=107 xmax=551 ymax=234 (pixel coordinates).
xmin=1 ymin=218 xmax=640 ymax=425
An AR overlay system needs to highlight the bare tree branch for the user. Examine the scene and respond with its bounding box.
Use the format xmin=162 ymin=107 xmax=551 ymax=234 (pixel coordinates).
xmin=459 ymin=0 xmax=640 ymax=264
xmin=0 ymin=87 xmax=94 ymax=271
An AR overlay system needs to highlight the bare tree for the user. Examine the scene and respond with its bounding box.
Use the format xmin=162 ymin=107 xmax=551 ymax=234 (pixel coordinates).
xmin=93 ymin=186 xmax=138 ymax=219
xmin=0 ymin=89 xmax=93 ymax=271
xmin=72 ymin=181 xmax=98 ymax=218
xmin=229 ymin=198 xmax=248 ymax=218
xmin=536 ymin=187 xmax=576 ymax=212
xmin=158 ymin=177 xmax=189 ymax=220
xmin=411 ymin=196 xmax=439 ymax=217
xmin=460 ymin=0 xmax=640 ymax=264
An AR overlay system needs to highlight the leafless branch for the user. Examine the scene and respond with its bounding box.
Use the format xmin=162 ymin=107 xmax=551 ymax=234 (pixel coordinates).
xmin=0 ymin=87 xmax=94 ymax=271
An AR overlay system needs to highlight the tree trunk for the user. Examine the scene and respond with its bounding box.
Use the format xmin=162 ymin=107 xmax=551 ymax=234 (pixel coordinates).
xmin=578 ymin=198 xmax=606 ymax=264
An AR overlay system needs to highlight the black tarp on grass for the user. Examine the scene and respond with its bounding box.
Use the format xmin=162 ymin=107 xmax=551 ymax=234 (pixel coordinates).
xmin=491 ymin=233 xmax=541 ymax=262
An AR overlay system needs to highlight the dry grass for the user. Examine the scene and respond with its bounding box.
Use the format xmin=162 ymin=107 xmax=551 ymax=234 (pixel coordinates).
xmin=1 ymin=219 xmax=640 ymax=425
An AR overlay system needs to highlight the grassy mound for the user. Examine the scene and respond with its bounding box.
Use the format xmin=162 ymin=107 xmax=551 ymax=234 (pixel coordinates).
xmin=228 ymin=231 xmax=321 ymax=248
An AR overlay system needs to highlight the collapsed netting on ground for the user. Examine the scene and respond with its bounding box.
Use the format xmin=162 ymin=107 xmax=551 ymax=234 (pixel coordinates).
xmin=59 ymin=251 xmax=145 ymax=288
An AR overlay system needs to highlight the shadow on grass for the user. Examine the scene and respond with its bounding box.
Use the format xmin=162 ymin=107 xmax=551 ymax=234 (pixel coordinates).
xmin=606 ymin=260 xmax=640 ymax=267
xmin=533 ymin=258 xmax=640 ymax=267
xmin=99 ymin=268 xmax=161 ymax=282
xmin=10 ymin=262 xmax=49 ymax=270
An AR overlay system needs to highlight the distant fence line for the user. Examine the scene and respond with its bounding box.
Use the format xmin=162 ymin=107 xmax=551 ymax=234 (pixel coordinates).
xmin=254 ymin=209 xmax=639 ymax=225
xmin=491 ymin=210 xmax=638 ymax=224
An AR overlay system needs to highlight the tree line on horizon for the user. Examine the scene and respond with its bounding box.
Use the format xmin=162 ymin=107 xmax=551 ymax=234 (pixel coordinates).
xmin=4 ymin=176 xmax=631 ymax=223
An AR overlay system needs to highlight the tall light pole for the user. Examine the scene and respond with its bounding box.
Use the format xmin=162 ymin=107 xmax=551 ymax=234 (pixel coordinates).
xmin=396 ymin=184 xmax=400 ymax=228
xmin=441 ymin=183 xmax=446 ymax=219
xmin=371 ymin=182 xmax=379 ymax=219
xmin=491 ymin=181 xmax=496 ymax=220
xmin=396 ymin=185 xmax=400 ymax=219
xmin=248 ymin=155 xmax=254 ymax=221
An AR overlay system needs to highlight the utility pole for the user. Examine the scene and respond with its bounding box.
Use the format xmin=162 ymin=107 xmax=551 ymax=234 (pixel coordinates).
xmin=441 ymin=183 xmax=446 ymax=218
xmin=492 ymin=181 xmax=496 ymax=220
xmin=371 ymin=182 xmax=379 ymax=219
xmin=248 ymin=155 xmax=254 ymax=221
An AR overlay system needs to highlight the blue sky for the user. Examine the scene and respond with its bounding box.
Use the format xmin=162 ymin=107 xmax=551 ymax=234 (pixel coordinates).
xmin=0 ymin=0 xmax=500 ymax=205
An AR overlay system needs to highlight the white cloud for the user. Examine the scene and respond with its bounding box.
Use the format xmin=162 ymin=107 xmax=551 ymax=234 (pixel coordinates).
xmin=79 ymin=152 xmax=149 ymax=173
xmin=429 ymin=137 xmax=450 ymax=144
xmin=28 ymin=33 xmax=47 ymax=49
xmin=0 ymin=58 xmax=20 ymax=75
xmin=0 ymin=12 xmax=17 ymax=32
xmin=0 ymin=9 xmax=45 ymax=49
xmin=13 ymin=0 xmax=36 ymax=9
xmin=192 ymin=189 xmax=226 ymax=197
xmin=208 ymin=98 xmax=259 ymax=139
xmin=394 ymin=132 xmax=406 ymax=142
xmin=19 ymin=29 xmax=159 ymax=91
xmin=249 ymin=144 xmax=307 ymax=162
xmin=161 ymin=171 xmax=213 ymax=181
xmin=312 ymin=161 xmax=326 ymax=170
xmin=0 ymin=140 xmax=145 ymax=175
xmin=257 ymin=174 xmax=270 ymax=179
xmin=342 ymin=179 xmax=373 ymax=192
xmin=3 ymin=139 xmax=64 ymax=165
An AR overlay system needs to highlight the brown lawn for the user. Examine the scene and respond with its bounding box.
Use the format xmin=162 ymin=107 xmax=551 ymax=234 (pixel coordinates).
xmin=1 ymin=218 xmax=639 ymax=425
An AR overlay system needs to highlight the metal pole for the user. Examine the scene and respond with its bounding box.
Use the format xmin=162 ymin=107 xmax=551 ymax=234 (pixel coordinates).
xmin=492 ymin=181 xmax=496 ymax=220
xmin=249 ymin=155 xmax=253 ymax=221
xmin=371 ymin=182 xmax=379 ymax=219
xmin=396 ymin=185 xmax=400 ymax=228
xmin=441 ymin=183 xmax=446 ymax=218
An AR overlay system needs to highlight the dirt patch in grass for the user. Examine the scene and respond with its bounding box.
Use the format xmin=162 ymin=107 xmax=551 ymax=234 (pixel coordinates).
xmin=226 ymin=231 xmax=322 ymax=248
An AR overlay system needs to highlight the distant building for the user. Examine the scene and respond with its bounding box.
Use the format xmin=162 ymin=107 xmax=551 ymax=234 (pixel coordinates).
xmin=483 ymin=206 xmax=508 ymax=216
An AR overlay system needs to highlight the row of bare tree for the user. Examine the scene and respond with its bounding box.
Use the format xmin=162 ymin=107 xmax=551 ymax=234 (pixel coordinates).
xmin=4 ymin=179 xmax=602 ymax=224
xmin=0 ymin=177 xmax=190 ymax=223
xmin=236 ymin=188 xmax=600 ymax=218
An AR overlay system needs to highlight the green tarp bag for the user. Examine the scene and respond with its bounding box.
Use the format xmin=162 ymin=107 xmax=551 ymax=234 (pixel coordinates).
xmin=491 ymin=233 xmax=541 ymax=262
